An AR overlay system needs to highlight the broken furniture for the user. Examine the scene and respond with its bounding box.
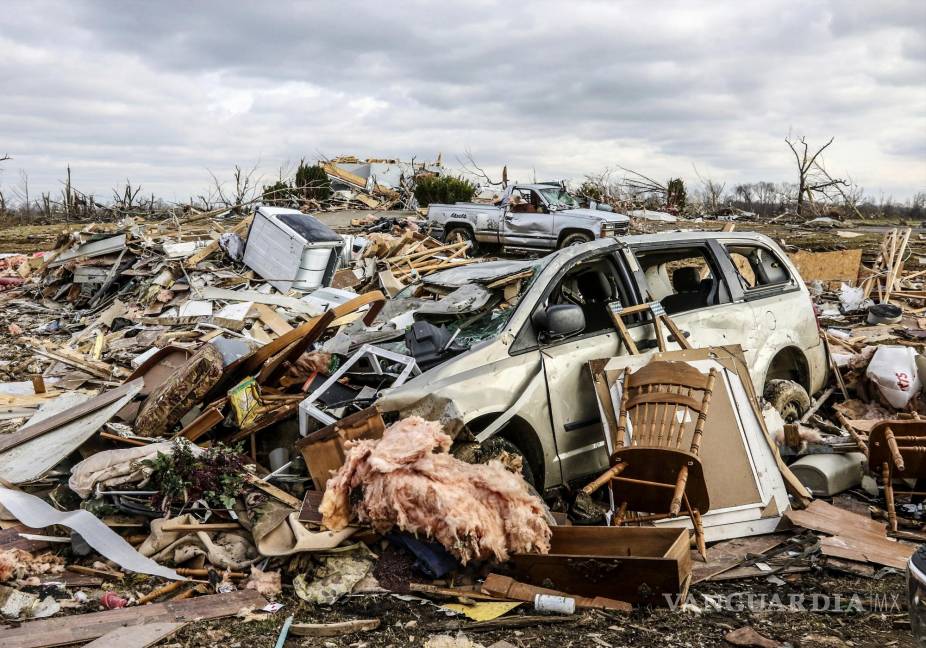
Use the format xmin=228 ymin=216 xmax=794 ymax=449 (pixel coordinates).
xmin=295 ymin=406 xmax=386 ymax=491
xmin=584 ymin=360 xmax=716 ymax=559
xmin=868 ymin=419 xmax=926 ymax=532
xmin=298 ymin=344 xmax=420 ymax=430
xmin=510 ymin=525 xmax=691 ymax=606
xmin=587 ymin=346 xmax=796 ymax=543
xmin=607 ymin=300 xmax=693 ymax=354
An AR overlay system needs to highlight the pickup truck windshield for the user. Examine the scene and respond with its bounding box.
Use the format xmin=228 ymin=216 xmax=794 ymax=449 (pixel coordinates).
xmin=538 ymin=188 xmax=580 ymax=210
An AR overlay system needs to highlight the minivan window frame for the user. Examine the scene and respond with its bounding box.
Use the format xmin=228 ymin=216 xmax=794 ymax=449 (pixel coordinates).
xmin=509 ymin=245 xmax=641 ymax=355
xmin=716 ymin=239 xmax=800 ymax=303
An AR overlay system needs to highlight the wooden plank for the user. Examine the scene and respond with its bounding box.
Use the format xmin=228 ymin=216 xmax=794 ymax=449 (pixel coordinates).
xmin=32 ymin=347 xmax=119 ymax=380
xmin=245 ymin=473 xmax=303 ymax=510
xmin=786 ymin=499 xmax=914 ymax=569
xmin=0 ymin=379 xmax=143 ymax=455
xmin=789 ymin=249 xmax=862 ymax=286
xmin=0 ymin=590 xmax=266 ymax=648
xmin=82 ymin=622 xmax=185 ymax=648
xmin=482 ymin=573 xmax=631 ymax=611
xmin=175 ymin=406 xmax=224 ymax=442
xmin=254 ymin=304 xmax=293 ymax=336
xmin=692 ymin=534 xmax=790 ymax=584
xmin=0 ymin=524 xmax=49 ymax=551
xmin=785 ymin=499 xmax=887 ymax=537
xmin=198 ymin=287 xmax=323 ymax=316
xmin=290 ymin=619 xmax=380 ymax=638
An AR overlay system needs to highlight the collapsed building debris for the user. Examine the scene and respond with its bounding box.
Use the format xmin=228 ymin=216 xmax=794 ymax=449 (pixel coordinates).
xmin=0 ymin=200 xmax=920 ymax=645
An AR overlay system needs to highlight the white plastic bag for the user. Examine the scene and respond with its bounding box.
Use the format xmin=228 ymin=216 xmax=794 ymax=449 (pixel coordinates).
xmin=866 ymin=346 xmax=921 ymax=409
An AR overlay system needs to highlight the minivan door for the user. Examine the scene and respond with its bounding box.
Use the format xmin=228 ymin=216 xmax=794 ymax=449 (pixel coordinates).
xmin=524 ymin=247 xmax=643 ymax=482
xmin=626 ymin=239 xmax=763 ymax=364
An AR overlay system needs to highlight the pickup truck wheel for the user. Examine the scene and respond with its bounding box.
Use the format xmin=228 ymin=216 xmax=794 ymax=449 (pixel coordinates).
xmin=444 ymin=227 xmax=477 ymax=254
xmin=559 ymin=232 xmax=592 ymax=248
xmin=764 ymin=379 xmax=811 ymax=423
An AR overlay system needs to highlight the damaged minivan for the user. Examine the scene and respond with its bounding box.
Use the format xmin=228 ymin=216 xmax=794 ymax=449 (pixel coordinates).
xmin=379 ymin=231 xmax=828 ymax=492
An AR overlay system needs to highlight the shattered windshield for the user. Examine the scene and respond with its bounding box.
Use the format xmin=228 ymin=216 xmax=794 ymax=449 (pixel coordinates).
xmin=450 ymin=258 xmax=550 ymax=344
xmin=538 ymin=187 xmax=580 ymax=210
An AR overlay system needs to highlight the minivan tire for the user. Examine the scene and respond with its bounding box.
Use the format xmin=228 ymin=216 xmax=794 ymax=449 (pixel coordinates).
xmin=764 ymin=379 xmax=811 ymax=423
xmin=470 ymin=436 xmax=536 ymax=487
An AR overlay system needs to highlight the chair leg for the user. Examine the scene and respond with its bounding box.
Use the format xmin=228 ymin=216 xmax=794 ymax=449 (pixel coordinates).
xmin=670 ymin=464 xmax=689 ymax=517
xmin=687 ymin=499 xmax=707 ymax=561
xmin=883 ymin=461 xmax=897 ymax=532
xmin=688 ymin=507 xmax=707 ymax=562
xmin=612 ymin=501 xmax=628 ymax=527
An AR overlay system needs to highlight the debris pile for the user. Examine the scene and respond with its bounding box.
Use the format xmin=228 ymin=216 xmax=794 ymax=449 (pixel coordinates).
xmin=0 ymin=205 xmax=919 ymax=646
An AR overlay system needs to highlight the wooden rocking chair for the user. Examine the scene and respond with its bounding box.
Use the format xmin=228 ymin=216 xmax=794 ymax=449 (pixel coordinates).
xmin=583 ymin=360 xmax=717 ymax=559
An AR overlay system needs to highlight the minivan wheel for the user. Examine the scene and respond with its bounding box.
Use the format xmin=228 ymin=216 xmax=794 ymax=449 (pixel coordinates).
xmin=764 ymin=379 xmax=811 ymax=423
xmin=559 ymin=232 xmax=592 ymax=248
xmin=444 ymin=227 xmax=477 ymax=254
xmin=468 ymin=436 xmax=536 ymax=487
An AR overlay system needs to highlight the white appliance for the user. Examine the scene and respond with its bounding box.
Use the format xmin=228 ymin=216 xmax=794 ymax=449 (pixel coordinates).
xmin=242 ymin=206 xmax=344 ymax=293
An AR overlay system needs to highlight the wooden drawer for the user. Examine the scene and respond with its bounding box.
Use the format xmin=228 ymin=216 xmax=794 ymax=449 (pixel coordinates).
xmin=510 ymin=526 xmax=691 ymax=605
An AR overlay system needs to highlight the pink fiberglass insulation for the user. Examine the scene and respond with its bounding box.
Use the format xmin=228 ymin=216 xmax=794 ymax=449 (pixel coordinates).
xmin=319 ymin=416 xmax=551 ymax=563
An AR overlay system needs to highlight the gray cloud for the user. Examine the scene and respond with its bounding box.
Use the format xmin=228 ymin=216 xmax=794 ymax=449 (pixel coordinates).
xmin=0 ymin=0 xmax=924 ymax=202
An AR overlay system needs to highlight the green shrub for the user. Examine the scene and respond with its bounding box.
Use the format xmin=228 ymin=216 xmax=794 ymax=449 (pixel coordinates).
xmin=413 ymin=174 xmax=476 ymax=207
xmin=261 ymin=179 xmax=293 ymax=206
xmin=295 ymin=162 xmax=331 ymax=200
xmin=667 ymin=178 xmax=687 ymax=210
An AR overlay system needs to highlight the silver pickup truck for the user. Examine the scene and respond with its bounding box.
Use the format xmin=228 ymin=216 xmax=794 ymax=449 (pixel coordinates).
xmin=425 ymin=182 xmax=631 ymax=253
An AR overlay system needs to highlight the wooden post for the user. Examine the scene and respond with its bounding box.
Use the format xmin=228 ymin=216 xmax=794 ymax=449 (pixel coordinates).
xmin=30 ymin=375 xmax=45 ymax=394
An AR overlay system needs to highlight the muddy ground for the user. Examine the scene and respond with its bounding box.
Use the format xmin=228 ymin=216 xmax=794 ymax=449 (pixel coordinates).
xmin=158 ymin=569 xmax=912 ymax=647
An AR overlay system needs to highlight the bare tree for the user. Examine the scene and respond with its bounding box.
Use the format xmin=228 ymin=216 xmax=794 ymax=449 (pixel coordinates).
xmin=616 ymin=165 xmax=667 ymax=201
xmin=693 ymin=166 xmax=725 ymax=213
xmin=785 ymin=135 xmax=848 ymax=217
xmin=207 ymin=162 xmax=261 ymax=210
xmin=13 ymin=170 xmax=31 ymax=216
xmin=457 ymin=148 xmax=506 ymax=188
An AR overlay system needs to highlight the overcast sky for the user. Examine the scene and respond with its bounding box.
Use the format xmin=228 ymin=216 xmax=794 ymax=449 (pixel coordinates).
xmin=1 ymin=0 xmax=924 ymax=203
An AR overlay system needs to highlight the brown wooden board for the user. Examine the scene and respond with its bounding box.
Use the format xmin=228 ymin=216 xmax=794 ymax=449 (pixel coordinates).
xmin=0 ymin=524 xmax=49 ymax=551
xmin=0 ymin=590 xmax=266 ymax=648
xmin=295 ymin=405 xmax=386 ymax=491
xmin=510 ymin=526 xmax=690 ymax=605
xmin=0 ymin=379 xmax=144 ymax=455
xmin=82 ymin=621 xmax=185 ymax=648
xmin=789 ymin=248 xmax=862 ymax=287
xmin=692 ymin=533 xmax=791 ymax=583
xmin=785 ymin=499 xmax=914 ymax=570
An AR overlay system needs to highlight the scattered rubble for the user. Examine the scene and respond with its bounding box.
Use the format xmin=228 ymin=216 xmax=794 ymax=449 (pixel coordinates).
xmin=0 ymin=203 xmax=920 ymax=646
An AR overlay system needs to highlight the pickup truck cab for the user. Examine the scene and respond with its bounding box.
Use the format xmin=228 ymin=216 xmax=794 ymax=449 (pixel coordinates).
xmin=425 ymin=182 xmax=630 ymax=253
xmin=380 ymin=231 xmax=827 ymax=492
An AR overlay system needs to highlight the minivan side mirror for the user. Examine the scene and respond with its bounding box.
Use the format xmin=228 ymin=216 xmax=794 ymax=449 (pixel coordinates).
xmin=532 ymin=304 xmax=586 ymax=343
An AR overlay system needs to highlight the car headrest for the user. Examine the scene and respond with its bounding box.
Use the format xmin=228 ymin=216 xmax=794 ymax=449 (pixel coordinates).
xmin=576 ymin=271 xmax=613 ymax=303
xmin=672 ymin=267 xmax=701 ymax=292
